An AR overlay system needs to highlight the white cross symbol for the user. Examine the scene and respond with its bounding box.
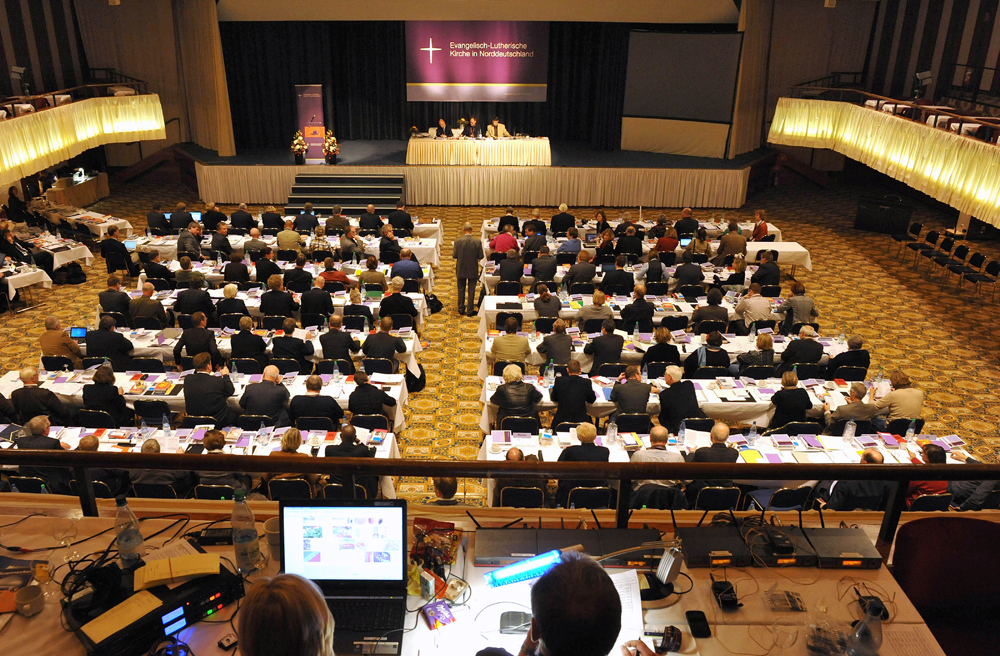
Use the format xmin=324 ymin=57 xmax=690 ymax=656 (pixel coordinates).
xmin=421 ymin=38 xmax=442 ymax=64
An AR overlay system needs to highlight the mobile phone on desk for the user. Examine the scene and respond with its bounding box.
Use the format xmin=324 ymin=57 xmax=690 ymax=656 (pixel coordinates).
xmin=685 ymin=610 xmax=711 ymax=638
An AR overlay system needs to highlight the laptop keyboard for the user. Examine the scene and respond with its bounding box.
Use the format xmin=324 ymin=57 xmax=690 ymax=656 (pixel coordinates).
xmin=327 ymin=599 xmax=405 ymax=632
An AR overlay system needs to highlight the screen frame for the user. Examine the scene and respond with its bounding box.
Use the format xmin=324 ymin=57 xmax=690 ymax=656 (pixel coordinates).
xmin=69 ymin=327 xmax=87 ymax=339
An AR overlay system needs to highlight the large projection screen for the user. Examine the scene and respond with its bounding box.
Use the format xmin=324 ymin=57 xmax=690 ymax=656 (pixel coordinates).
xmin=405 ymin=21 xmax=549 ymax=102
xmin=623 ymin=31 xmax=743 ymax=123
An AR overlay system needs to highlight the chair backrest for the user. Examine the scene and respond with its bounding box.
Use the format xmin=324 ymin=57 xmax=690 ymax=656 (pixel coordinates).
xmin=566 ymin=487 xmax=613 ymax=509
xmin=741 ymin=365 xmax=775 ymax=380
xmin=316 ymin=359 xmax=352 ymax=375
xmin=694 ymin=486 xmax=740 ymax=510
xmin=749 ymin=320 xmax=776 ymax=332
xmin=70 ymin=479 xmax=115 ymax=498
xmin=181 ymin=415 xmax=217 ymax=429
xmin=493 ymin=360 xmax=526 ymax=376
xmin=571 ymin=283 xmax=595 ymax=294
xmin=300 ymin=313 xmax=326 ymax=329
xmin=553 ymin=421 xmax=583 ymax=433
xmin=296 ymin=416 xmax=336 ymax=432
xmin=692 ymin=366 xmax=729 ymax=379
xmin=342 ymin=315 xmax=367 ymax=331
xmin=495 ymin=312 xmax=523 ymax=331
xmin=908 ymin=222 xmax=923 ymax=237
xmin=390 ymin=314 xmax=413 ymax=330
xmin=219 ymin=313 xmax=244 ymax=330
xmin=82 ymin=356 xmax=109 ymax=369
xmin=791 ymin=362 xmax=824 ymax=379
xmin=352 ymin=414 xmax=390 ymax=431
xmin=270 ymin=359 xmax=301 ymax=375
xmin=194 ymin=484 xmax=235 ymax=500
xmin=132 ymin=316 xmax=164 ymax=330
xmin=769 ymin=421 xmax=824 ymax=436
xmin=951 ymin=244 xmax=970 ymax=262
xmin=598 ymin=363 xmax=628 ymax=378
xmin=660 ymin=316 xmax=689 ymax=332
xmin=41 ymin=356 xmax=74 ymax=371
xmin=9 ymin=476 xmax=47 ymax=493
xmin=602 ymin=284 xmax=629 ymax=297
xmin=924 ymin=230 xmax=940 ymax=246
xmin=682 ymin=418 xmax=715 ymax=433
xmin=323 ymin=483 xmax=368 ymax=500
xmin=133 ymin=400 xmax=171 ymax=422
xmin=401 ymin=279 xmax=420 ymax=293
xmin=645 ymin=362 xmax=669 ymax=380
xmin=380 ymin=251 xmax=400 ymax=264
xmin=765 ymin=485 xmax=813 ymax=511
xmin=276 ymin=249 xmax=297 ymax=261
xmin=828 ymin=418 xmax=873 ymax=436
xmin=760 ymin=285 xmax=781 ymax=297
xmin=678 ymin=285 xmax=705 ymax=298
xmin=500 ymin=486 xmax=545 ymax=508
xmin=230 ymin=358 xmax=263 ymax=375
xmin=615 ymin=413 xmax=652 ymax=433
xmin=132 ymin=483 xmax=177 ymax=499
xmin=268 ymin=478 xmax=313 ymax=501
xmin=790 ymin=322 xmax=820 ymax=335
xmin=695 ymin=320 xmax=727 ymax=335
xmin=908 ymin=493 xmax=953 ymax=511
xmin=644 ymin=282 xmax=670 ymax=295
xmin=556 ymin=252 xmax=577 ymax=265
xmin=499 ymin=416 xmax=540 ymax=434
xmin=130 ymin=357 xmax=165 ymax=373
xmin=79 ymin=409 xmax=117 ymax=429
xmin=534 ymin=318 xmax=556 ymax=334
xmin=832 ymin=366 xmax=867 ymax=381
xmin=286 ymin=279 xmax=311 ymax=294
xmin=985 ymin=260 xmax=1000 ymax=277
xmin=262 ymin=315 xmax=287 ymax=330
xmin=886 ymin=417 xmax=924 ymax=435
xmin=582 ymin=318 xmax=606 ymax=334
xmin=176 ymin=314 xmax=194 ymax=330
xmin=237 ymin=415 xmax=272 ymax=430
xmin=362 ymin=358 xmax=395 ymax=375
xmin=101 ymin=311 xmax=129 ymax=329
xmin=936 ymin=237 xmax=955 ymax=254
xmin=323 ymin=280 xmax=346 ymax=293
xmin=495 ymin=282 xmax=522 ymax=296
xmin=967 ymin=252 xmax=987 ymax=269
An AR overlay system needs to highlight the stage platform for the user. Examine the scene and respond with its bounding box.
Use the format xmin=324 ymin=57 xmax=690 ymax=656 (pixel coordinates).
xmin=179 ymin=141 xmax=768 ymax=209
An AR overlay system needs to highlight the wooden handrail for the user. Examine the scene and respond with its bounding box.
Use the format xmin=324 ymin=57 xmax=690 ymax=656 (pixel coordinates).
xmin=0 ymin=82 xmax=148 ymax=106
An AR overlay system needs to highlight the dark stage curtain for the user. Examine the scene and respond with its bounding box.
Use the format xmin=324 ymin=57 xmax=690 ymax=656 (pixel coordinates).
xmin=219 ymin=21 xmax=630 ymax=151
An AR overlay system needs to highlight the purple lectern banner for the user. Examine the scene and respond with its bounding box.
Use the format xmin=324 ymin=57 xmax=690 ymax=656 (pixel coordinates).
xmin=295 ymin=85 xmax=325 ymax=161
xmin=405 ymin=21 xmax=549 ymax=102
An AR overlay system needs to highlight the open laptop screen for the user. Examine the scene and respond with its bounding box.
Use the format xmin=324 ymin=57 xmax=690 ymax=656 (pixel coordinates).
xmin=281 ymin=500 xmax=406 ymax=586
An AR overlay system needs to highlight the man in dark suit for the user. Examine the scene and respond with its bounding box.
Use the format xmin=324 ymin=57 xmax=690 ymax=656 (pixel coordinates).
xmin=208 ymin=223 xmax=233 ymax=259
xmin=202 ymin=202 xmax=227 ymax=232
xmin=11 ymin=367 xmax=73 ymax=425
xmin=496 ymin=207 xmax=519 ymax=235
xmin=283 ymin=255 xmax=313 ymax=291
xmin=170 ymin=202 xmax=193 ymax=232
xmin=230 ymin=203 xmax=255 ymax=230
xmin=775 ymin=325 xmax=825 ymax=376
xmin=750 ymin=250 xmax=780 ymax=287
xmin=175 ymin=273 xmax=217 ymax=324
xmin=362 ymin=317 xmax=406 ymax=365
xmin=290 ymin=375 xmax=346 ymax=428
xmin=819 ymin=449 xmax=892 ymax=511
xmin=462 ymin=117 xmax=481 ymax=138
xmin=324 ymin=205 xmax=351 ymax=234
xmin=530 ymin=246 xmax=558 ymax=284
xmin=222 ymin=253 xmax=250 ymax=285
xmin=294 ymin=202 xmax=320 ymax=232
xmin=379 ymin=278 xmax=419 ymax=319
xmin=358 ymin=204 xmax=384 ymax=232
xmin=272 ymin=318 xmax=315 ymax=374
xmin=614 ymin=226 xmax=643 ymax=257
xmin=492 ymin=447 xmax=548 ymax=507
xmin=826 ymin=335 xmax=871 ymax=378
xmin=301 ymin=277 xmax=334 ymax=317
xmin=130 ymin=282 xmax=168 ymax=328
xmin=550 ymin=204 xmax=575 ymax=235
xmin=143 ymin=250 xmax=174 ymax=281
xmin=685 ymin=421 xmax=740 ymax=507
xmin=14 ymin=415 xmax=71 ymax=494
xmin=948 ymin=451 xmax=1000 ymax=511
xmin=673 ymin=208 xmax=699 ymax=237
xmin=556 ymin=422 xmax=610 ymax=508
xmin=522 ymin=224 xmax=547 ymax=253
xmin=98 ymin=274 xmax=130 ymax=317
xmin=584 ymin=319 xmax=624 ymax=376
xmin=348 ymin=371 xmax=397 ymax=416
xmin=601 ymin=256 xmax=634 ymax=294
xmin=319 ymin=315 xmax=361 ymax=374
xmin=174 ymin=311 xmax=224 ymax=369
xmin=657 ymin=365 xmax=706 ymax=434
xmin=146 ymin=203 xmax=169 ymax=235
xmin=562 ymin=250 xmax=596 ymax=292
xmin=550 ymin=360 xmax=596 ymax=429
xmin=621 ymin=285 xmax=656 ymax=332
xmin=609 ymin=365 xmax=658 ymax=415
xmin=182 ymin=352 xmax=236 ymax=427
xmin=672 ymin=251 xmax=705 ymax=287
xmin=129 ymin=438 xmax=195 ymax=498
xmin=100 ymin=227 xmax=138 ymax=275
xmin=239 ymin=365 xmax=291 ymax=426
xmin=254 ymin=248 xmax=281 ymax=284
xmin=387 ymin=201 xmax=414 ymax=235
xmin=260 ymin=206 xmax=283 ymax=230
xmin=521 ymin=211 xmax=546 ymax=238
xmin=85 ymin=315 xmax=134 ymax=371
xmin=324 ymin=424 xmax=377 ymax=497
xmin=497 ymin=250 xmax=523 ymax=282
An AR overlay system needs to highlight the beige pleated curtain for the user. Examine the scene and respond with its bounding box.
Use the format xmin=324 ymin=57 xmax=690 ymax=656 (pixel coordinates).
xmin=74 ymin=0 xmax=235 ymax=158
xmin=728 ymin=0 xmax=774 ymax=158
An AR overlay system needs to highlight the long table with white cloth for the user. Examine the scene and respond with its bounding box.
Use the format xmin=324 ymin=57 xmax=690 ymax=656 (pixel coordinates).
xmin=406 ymin=135 xmax=552 ymax=166
xmin=2 ymin=264 xmax=52 ymax=300
xmin=482 ymin=217 xmax=783 ymax=242
xmin=32 ymin=201 xmax=134 ymax=238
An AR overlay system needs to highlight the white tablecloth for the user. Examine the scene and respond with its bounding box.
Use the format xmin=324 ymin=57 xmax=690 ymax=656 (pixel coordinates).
xmin=40 ymin=242 xmax=93 ymax=270
xmin=482 ymin=218 xmax=782 ymax=243
xmin=4 ymin=267 xmax=52 ymax=299
xmin=406 ymin=136 xmax=552 ymax=166
xmin=34 ymin=203 xmax=134 ymax=238
xmin=362 ymin=236 xmax=440 ymax=267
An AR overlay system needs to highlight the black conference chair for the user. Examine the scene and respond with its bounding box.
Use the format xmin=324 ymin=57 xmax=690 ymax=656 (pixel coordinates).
xmin=268 ymin=479 xmax=313 ymax=501
xmin=615 ymin=413 xmax=652 ymax=434
xmin=41 ymin=356 xmax=75 ymax=371
xmin=493 ymin=361 xmax=526 ymax=376
xmin=499 ymin=416 xmax=540 ymax=434
xmin=832 ymin=366 xmax=867 ymax=381
xmin=908 ymin=494 xmax=954 ymax=512
xmin=566 ymin=487 xmax=613 ymax=509
xmin=499 ymin=487 xmax=545 ymax=508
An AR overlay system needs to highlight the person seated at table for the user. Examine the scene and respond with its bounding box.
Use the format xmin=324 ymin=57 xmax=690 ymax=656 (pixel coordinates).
xmin=230 ymin=203 xmax=255 ymax=231
xmin=387 ymin=200 xmax=413 ymax=235
xmin=462 ymin=116 xmax=481 ymax=138
xmin=826 ymin=335 xmax=870 ymax=378
xmin=175 ymin=310 xmax=225 ymax=369
xmin=363 ymin=316 xmax=406 ymax=365
xmin=339 ymin=225 xmax=366 ymax=262
xmin=750 ymin=209 xmax=769 ymax=242
xmin=86 ymin=315 xmax=134 ymax=372
xmin=562 ymin=250 xmax=596 ymax=293
xmin=556 ymin=227 xmax=582 ymax=254
xmin=39 ymin=315 xmax=82 ymax=369
xmin=254 ymin=246 xmax=281 ymax=284
xmin=284 ymin=255 xmax=313 ymax=291
xmin=209 ymin=223 xmax=233 ymax=258
xmin=184 ymin=354 xmax=235 ymax=426
xmin=684 ymin=421 xmax=739 ymax=505
xmin=648 ymin=214 xmax=670 ymax=240
xmin=769 ymin=370 xmax=815 ymax=429
xmin=736 ymin=333 xmax=775 ymax=375
xmin=600 ymin=255 xmax=634 ymax=294
xmin=530 ymin=245 xmax=558 ymax=285
xmin=175 ymin=272 xmax=217 ymax=324
xmin=497 ymin=249 xmax=523 ymax=283
xmin=82 ymin=364 xmax=134 ymax=427
xmin=348 ymin=370 xmax=397 ymax=418
xmin=550 ymin=360 xmax=596 ymax=430
xmin=379 ymin=224 xmax=404 ymax=263
xmin=734 ymin=283 xmax=771 ymax=334
xmin=216 ymin=283 xmax=250 ymax=319
xmin=222 ymin=252 xmax=250 ymax=285
xmin=143 ymin=249 xmax=174 ymax=281
xmin=750 ymin=249 xmax=780 ymax=286
xmin=11 ymin=367 xmax=74 ymax=425
xmin=690 ymin=288 xmax=728 ymax=333
xmin=196 ymin=429 xmax=251 ymax=492
xmin=493 ymin=447 xmax=548 ymax=507
xmin=344 ymin=287 xmax=375 ymax=326
xmin=324 ymin=424 xmax=377 ymax=498
xmin=317 ymin=257 xmax=351 ymax=288
xmin=167 ymin=202 xmax=191 ymax=233
xmin=515 ymin=208 xmax=541 ymax=237
xmin=621 ymin=284 xmax=655 ymax=333
xmin=240 ymin=574 xmax=336 ymax=656
xmin=99 ymin=274 xmax=131 ymax=317
xmin=146 ymin=203 xmax=169 ymax=235
xmin=99 ymin=225 xmax=139 ymax=276
xmin=13 ymin=415 xmax=72 ymax=494
xmin=294 ymin=203 xmax=319 ymax=233
xmin=358 ymin=204 xmax=383 ymax=232
xmin=486 ymin=116 xmax=511 ymax=139
xmin=240 ymin=365 xmax=291 ymax=427
xmin=232 ymin=316 xmax=268 ymax=368
xmin=592 ymin=209 xmax=612 ymax=236
xmin=685 ymin=227 xmax=713 ymax=259
xmin=610 ymin=364 xmax=658 ymax=416
xmin=641 ymin=326 xmax=680 ymax=367
xmin=277 ymin=219 xmax=305 ymax=254
xmin=174 ymin=256 xmax=195 ymax=286
xmin=435 ymin=118 xmax=450 ymax=138
xmin=319 ymin=315 xmax=361 ymax=374
xmin=822 ymin=381 xmax=878 ymax=434
xmin=379 ymin=276 xmax=419 ymax=319
xmin=635 ymin=251 xmax=668 ymax=284
xmin=177 ymin=222 xmax=204 ymax=260
xmin=489 ymin=223 xmax=519 ymax=255
xmin=522 ymin=223 xmax=547 ymax=252
xmin=496 ymin=207 xmax=519 ymax=235
xmin=309 ymin=225 xmax=333 ymax=257
xmin=614 ymin=225 xmax=642 ymax=257
xmin=492 ymin=316 xmax=530 ymax=365
xmin=260 ymin=274 xmax=299 ymax=318
xmin=775 ymin=281 xmax=818 ymax=334
xmin=291 ymin=374 xmax=345 ymax=429
xmin=657 ymin=365 xmax=705 ymax=435
xmin=815 ymin=448 xmax=891 ymax=511
xmin=129 ymin=438 xmax=194 ymax=498
xmin=537 ymin=318 xmax=573 ymax=365
xmin=712 ymin=221 xmax=747 ymax=266
xmin=869 ymin=370 xmax=924 ymax=432
xmin=613 ymin=211 xmax=637 ymax=238
xmin=632 ymin=425 xmax=685 ymax=492
xmin=549 ymin=203 xmax=576 ymax=236
xmin=300 ymin=277 xmax=335 ymax=319
xmin=672 ymin=250 xmax=705 ymax=289
xmin=554 ymin=422 xmax=610 ymax=508
xmin=904 ymin=443 xmax=949 ymax=508
xmin=356 ymin=256 xmax=387 ymax=291
xmin=682 ymin=330 xmax=729 ymax=378
xmin=578 ymin=289 xmax=612 ymax=326
xmin=584 ymin=319 xmax=624 ymax=376
xmin=428 ymin=476 xmax=467 ymax=506
xmin=491 ymin=364 xmax=543 ymax=429
xmin=272 ymin=317 xmax=315 ymax=375
xmin=674 ymin=207 xmax=699 ymax=238
xmin=532 ymin=284 xmax=561 ymax=318
xmin=260 ymin=205 xmax=283 ymax=230
xmin=655 ymin=223 xmax=680 ymax=254
xmin=391 ymin=248 xmax=422 ymax=280
xmin=202 ymin=202 xmax=227 ymax=232
xmin=75 ymin=433 xmax=129 ymax=496
xmin=712 ymin=255 xmax=747 ymax=291
xmin=774 ymin=324 xmax=823 ymax=376
xmin=324 ymin=204 xmax=350 ymax=234
xmin=595 ymin=228 xmax=616 ymax=260
xmin=948 ymin=451 xmax=1000 ymax=511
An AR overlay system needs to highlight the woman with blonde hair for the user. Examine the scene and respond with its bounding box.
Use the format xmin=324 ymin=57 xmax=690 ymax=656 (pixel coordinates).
xmin=490 ymin=363 xmax=543 ymax=427
xmin=769 ymin=370 xmax=814 ymax=429
xmin=640 ymin=326 xmax=680 ymax=367
xmin=263 ymin=428 xmax=321 ymax=492
xmin=579 ymin=289 xmax=613 ymax=326
xmin=240 ymin=574 xmax=335 ymax=656
xmin=343 ymin=286 xmax=374 ymax=325
xmin=736 ymin=333 xmax=774 ymax=375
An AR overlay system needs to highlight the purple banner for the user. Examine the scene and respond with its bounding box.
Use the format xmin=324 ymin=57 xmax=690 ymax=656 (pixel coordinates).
xmin=295 ymin=85 xmax=325 ymax=161
xmin=405 ymin=22 xmax=549 ymax=102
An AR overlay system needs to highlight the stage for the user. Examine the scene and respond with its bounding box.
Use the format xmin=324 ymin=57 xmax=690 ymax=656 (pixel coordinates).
xmin=179 ymin=141 xmax=768 ymax=209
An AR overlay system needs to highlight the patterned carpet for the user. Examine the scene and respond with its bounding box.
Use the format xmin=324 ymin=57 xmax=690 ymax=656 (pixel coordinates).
xmin=2 ymin=168 xmax=998 ymax=504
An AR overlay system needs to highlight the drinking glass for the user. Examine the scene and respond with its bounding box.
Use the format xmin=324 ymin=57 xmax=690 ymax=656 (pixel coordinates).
xmin=772 ymin=618 xmax=799 ymax=655
xmin=34 ymin=561 xmax=57 ymax=598
xmin=52 ymin=518 xmax=80 ymax=562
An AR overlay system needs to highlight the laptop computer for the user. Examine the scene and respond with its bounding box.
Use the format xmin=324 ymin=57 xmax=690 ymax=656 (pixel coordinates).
xmin=70 ymin=326 xmax=87 ymax=343
xmin=678 ymin=237 xmax=693 ymax=248
xmin=280 ymin=499 xmax=408 ymax=655
xmin=123 ymin=239 xmax=137 ymax=251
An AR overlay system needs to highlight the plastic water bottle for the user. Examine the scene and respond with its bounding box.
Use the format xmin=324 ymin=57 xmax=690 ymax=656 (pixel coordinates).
xmin=846 ymin=608 xmax=883 ymax=656
xmin=749 ymin=322 xmax=756 ymax=339
xmin=633 ymin=325 xmax=640 ymax=343
xmin=230 ymin=359 xmax=238 ymax=384
xmin=677 ymin=419 xmax=686 ymax=445
xmin=559 ymin=289 xmax=568 ymax=302
xmin=606 ymin=418 xmax=618 ymax=445
xmin=161 ymin=414 xmax=170 ymax=438
xmin=115 ymin=496 xmax=145 ymax=568
xmin=747 ymin=421 xmax=758 ymax=446
xmin=838 ymin=325 xmax=847 ymax=344
xmin=332 ymin=360 xmax=341 ymax=383
xmin=843 ymin=417 xmax=857 ymax=440
xmin=904 ymin=419 xmax=917 ymax=444
xmin=232 ymin=490 xmax=261 ymax=574
xmin=545 ymin=364 xmax=555 ymax=388
xmin=139 ymin=418 xmax=148 ymax=443
xmin=875 ymin=366 xmax=884 ymax=385
xmin=641 ymin=364 xmax=648 ymax=383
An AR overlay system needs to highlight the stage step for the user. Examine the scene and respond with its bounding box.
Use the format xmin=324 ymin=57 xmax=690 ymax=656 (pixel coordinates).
xmin=285 ymin=172 xmax=405 ymax=216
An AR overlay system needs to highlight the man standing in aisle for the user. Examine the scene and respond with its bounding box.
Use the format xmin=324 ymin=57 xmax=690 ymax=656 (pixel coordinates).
xmin=453 ymin=222 xmax=483 ymax=317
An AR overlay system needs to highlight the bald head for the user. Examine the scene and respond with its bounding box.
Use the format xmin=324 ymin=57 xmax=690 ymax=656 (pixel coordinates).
xmin=142 ymin=282 xmax=155 ymax=296
xmin=710 ymin=422 xmax=730 ymax=444
xmin=860 ymin=448 xmax=884 ymax=464
xmin=367 ymin=204 xmax=375 ymax=213
xmin=262 ymin=365 xmax=280 ymax=382
xmin=650 ymin=426 xmax=669 ymax=445
xmin=400 ymin=248 xmax=412 ymax=260
xmin=340 ymin=424 xmax=357 ymax=444
xmin=44 ymin=316 xmax=60 ymax=331
xmin=250 ymin=228 xmax=260 ymax=238
xmin=506 ymin=447 xmax=524 ymax=461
